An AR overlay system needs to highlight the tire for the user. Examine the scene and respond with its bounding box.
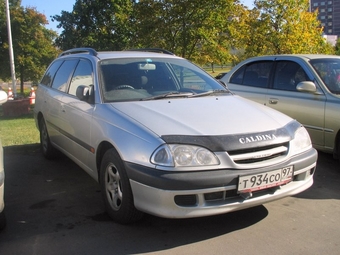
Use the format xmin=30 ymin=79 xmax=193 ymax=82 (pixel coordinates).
xmin=39 ymin=117 xmax=58 ymax=159
xmin=100 ymin=148 xmax=143 ymax=224
xmin=338 ymin=140 xmax=340 ymax=163
xmin=0 ymin=210 xmax=6 ymax=230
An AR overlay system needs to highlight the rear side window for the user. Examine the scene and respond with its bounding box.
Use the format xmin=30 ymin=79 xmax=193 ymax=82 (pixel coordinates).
xmin=230 ymin=61 xmax=273 ymax=88
xmin=40 ymin=60 xmax=63 ymax=87
xmin=51 ymin=60 xmax=79 ymax=92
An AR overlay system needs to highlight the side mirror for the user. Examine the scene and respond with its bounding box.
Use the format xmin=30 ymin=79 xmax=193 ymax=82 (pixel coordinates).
xmin=76 ymin=85 xmax=94 ymax=104
xmin=296 ymin=81 xmax=317 ymax=93
xmin=0 ymin=90 xmax=8 ymax=105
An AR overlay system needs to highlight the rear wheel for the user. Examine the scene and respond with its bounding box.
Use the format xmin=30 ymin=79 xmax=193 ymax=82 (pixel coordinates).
xmin=100 ymin=148 xmax=143 ymax=224
xmin=39 ymin=117 xmax=58 ymax=159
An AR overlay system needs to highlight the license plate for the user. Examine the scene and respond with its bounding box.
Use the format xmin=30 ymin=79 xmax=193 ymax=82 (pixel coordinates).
xmin=238 ymin=166 xmax=293 ymax=193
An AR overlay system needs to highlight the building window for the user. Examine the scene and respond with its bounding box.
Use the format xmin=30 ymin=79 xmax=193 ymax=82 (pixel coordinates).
xmin=328 ymin=15 xmax=332 ymax=19
xmin=313 ymin=3 xmax=318 ymax=7
xmin=320 ymin=15 xmax=326 ymax=20
xmin=320 ymin=8 xmax=325 ymax=12
xmin=328 ymin=8 xmax=332 ymax=12
xmin=328 ymin=29 xmax=332 ymax=34
xmin=328 ymin=1 xmax=332 ymax=4
xmin=321 ymin=1 xmax=325 ymax=5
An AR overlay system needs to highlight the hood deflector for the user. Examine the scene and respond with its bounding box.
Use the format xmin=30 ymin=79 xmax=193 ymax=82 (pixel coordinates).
xmin=161 ymin=121 xmax=301 ymax=152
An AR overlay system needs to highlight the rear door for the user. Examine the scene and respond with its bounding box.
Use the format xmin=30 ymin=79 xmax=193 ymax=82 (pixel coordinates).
xmin=40 ymin=59 xmax=79 ymax=148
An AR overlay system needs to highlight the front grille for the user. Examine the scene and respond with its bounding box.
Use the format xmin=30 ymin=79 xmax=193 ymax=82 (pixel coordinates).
xmin=204 ymin=190 xmax=238 ymax=201
xmin=174 ymin=190 xmax=239 ymax=207
xmin=228 ymin=143 xmax=289 ymax=164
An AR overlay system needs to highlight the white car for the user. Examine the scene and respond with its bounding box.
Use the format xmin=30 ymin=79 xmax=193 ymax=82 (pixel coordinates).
xmin=0 ymin=90 xmax=7 ymax=229
xmin=34 ymin=48 xmax=317 ymax=224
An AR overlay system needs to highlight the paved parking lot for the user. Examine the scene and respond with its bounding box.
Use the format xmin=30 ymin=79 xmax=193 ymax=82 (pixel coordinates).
xmin=0 ymin=144 xmax=339 ymax=255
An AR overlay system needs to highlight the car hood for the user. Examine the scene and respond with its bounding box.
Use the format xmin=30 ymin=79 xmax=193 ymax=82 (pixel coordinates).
xmin=111 ymin=95 xmax=293 ymax=136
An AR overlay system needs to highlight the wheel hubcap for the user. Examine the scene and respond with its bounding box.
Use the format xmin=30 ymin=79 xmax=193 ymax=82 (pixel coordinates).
xmin=105 ymin=163 xmax=122 ymax=211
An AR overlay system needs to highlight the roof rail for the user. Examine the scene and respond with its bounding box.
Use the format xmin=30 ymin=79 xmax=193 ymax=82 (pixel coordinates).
xmin=126 ymin=48 xmax=175 ymax=55
xmin=58 ymin=48 xmax=98 ymax=57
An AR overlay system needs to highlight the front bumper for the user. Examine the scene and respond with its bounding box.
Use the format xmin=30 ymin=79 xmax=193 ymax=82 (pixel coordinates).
xmin=126 ymin=148 xmax=317 ymax=218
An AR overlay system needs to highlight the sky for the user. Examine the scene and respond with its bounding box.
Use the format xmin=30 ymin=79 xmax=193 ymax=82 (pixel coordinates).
xmin=21 ymin=0 xmax=75 ymax=31
xmin=20 ymin=0 xmax=254 ymax=32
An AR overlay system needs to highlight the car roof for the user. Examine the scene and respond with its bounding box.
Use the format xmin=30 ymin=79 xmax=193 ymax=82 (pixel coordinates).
xmin=96 ymin=51 xmax=182 ymax=60
xmin=247 ymin=54 xmax=340 ymax=61
xmin=57 ymin=48 xmax=183 ymax=61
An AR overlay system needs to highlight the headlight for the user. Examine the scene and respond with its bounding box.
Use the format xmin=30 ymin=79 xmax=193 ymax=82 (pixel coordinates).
xmin=151 ymin=144 xmax=219 ymax=167
xmin=290 ymin=126 xmax=312 ymax=155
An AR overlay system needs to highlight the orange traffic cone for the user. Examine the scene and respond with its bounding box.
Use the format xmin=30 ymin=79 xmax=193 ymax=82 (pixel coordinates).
xmin=8 ymin=87 xmax=13 ymax=100
xmin=29 ymin=87 xmax=36 ymax=105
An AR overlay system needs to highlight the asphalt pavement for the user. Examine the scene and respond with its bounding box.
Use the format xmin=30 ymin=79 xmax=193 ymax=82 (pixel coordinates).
xmin=0 ymin=144 xmax=339 ymax=255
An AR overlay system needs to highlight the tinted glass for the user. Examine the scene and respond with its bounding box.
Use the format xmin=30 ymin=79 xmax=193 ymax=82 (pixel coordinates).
xmin=273 ymin=61 xmax=309 ymax=91
xmin=51 ymin=60 xmax=78 ymax=92
xmin=230 ymin=61 xmax=272 ymax=88
xmin=40 ymin=60 xmax=63 ymax=87
xmin=69 ymin=60 xmax=93 ymax=96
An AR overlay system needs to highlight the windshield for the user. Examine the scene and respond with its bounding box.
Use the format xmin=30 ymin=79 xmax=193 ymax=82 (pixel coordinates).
xmin=99 ymin=57 xmax=228 ymax=102
xmin=310 ymin=59 xmax=340 ymax=94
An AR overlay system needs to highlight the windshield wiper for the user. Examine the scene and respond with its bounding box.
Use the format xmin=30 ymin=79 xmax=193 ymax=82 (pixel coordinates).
xmin=140 ymin=89 xmax=230 ymax=101
xmin=188 ymin=89 xmax=231 ymax=98
xmin=140 ymin=91 xmax=195 ymax=101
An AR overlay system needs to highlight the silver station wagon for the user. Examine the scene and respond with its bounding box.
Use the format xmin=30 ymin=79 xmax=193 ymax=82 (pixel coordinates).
xmin=34 ymin=48 xmax=317 ymax=224
xmin=220 ymin=54 xmax=340 ymax=162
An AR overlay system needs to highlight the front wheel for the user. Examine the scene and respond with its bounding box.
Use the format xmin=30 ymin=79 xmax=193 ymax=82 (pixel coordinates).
xmin=100 ymin=148 xmax=143 ymax=224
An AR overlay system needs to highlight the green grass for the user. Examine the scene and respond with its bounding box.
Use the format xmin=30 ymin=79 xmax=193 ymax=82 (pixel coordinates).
xmin=0 ymin=87 xmax=39 ymax=147
xmin=0 ymin=113 xmax=39 ymax=147
xmin=205 ymin=66 xmax=231 ymax=76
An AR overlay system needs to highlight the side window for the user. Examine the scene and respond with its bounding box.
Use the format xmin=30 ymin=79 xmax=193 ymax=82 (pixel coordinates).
xmin=68 ymin=60 xmax=93 ymax=96
xmin=40 ymin=60 xmax=63 ymax=87
xmin=273 ymin=61 xmax=310 ymax=91
xmin=173 ymin=66 xmax=210 ymax=91
xmin=230 ymin=61 xmax=273 ymax=88
xmin=51 ymin=59 xmax=79 ymax=92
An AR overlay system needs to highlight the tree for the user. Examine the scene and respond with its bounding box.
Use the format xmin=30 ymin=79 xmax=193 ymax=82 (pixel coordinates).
xmin=132 ymin=0 xmax=237 ymax=64
xmin=242 ymin=0 xmax=334 ymax=57
xmin=335 ymin=39 xmax=340 ymax=56
xmin=51 ymin=0 xmax=336 ymax=68
xmin=52 ymin=0 xmax=134 ymax=51
xmin=0 ymin=0 xmax=59 ymax=93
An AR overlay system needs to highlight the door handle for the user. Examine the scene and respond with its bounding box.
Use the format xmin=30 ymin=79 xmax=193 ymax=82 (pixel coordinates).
xmin=269 ymin=98 xmax=278 ymax=104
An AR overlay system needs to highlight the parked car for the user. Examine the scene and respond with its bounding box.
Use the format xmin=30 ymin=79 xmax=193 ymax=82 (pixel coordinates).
xmin=221 ymin=54 xmax=340 ymax=162
xmin=215 ymin=72 xmax=228 ymax=80
xmin=34 ymin=48 xmax=317 ymax=224
xmin=0 ymin=90 xmax=7 ymax=229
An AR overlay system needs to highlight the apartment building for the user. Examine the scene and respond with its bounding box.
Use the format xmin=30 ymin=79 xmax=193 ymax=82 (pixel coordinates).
xmin=310 ymin=0 xmax=340 ymax=36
